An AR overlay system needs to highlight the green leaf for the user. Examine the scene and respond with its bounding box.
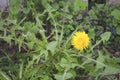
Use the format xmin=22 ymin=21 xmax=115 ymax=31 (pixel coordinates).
xmin=23 ymin=22 xmax=39 ymax=34
xmin=94 ymin=51 xmax=110 ymax=75
xmin=26 ymin=32 xmax=36 ymax=41
xmin=15 ymin=36 xmax=24 ymax=51
xmin=88 ymin=28 xmax=95 ymax=39
xmin=23 ymin=8 xmax=30 ymax=14
xmin=64 ymin=72 xmax=73 ymax=80
xmin=74 ymin=0 xmax=87 ymax=11
xmin=54 ymin=72 xmax=73 ymax=80
xmin=102 ymin=66 xmax=120 ymax=75
xmin=43 ymin=76 xmax=52 ymax=80
xmin=101 ymin=56 xmax=120 ymax=75
xmin=3 ymin=35 xmax=12 ymax=45
xmin=27 ymin=42 xmax=35 ymax=50
xmin=54 ymin=74 xmax=63 ymax=80
xmin=19 ymin=62 xmax=23 ymax=79
xmin=10 ymin=6 xmax=19 ymax=15
xmin=7 ymin=20 xmax=17 ymax=24
xmin=111 ymin=9 xmax=120 ymax=20
xmin=30 ymin=66 xmax=40 ymax=78
xmin=77 ymin=14 xmax=83 ymax=20
xmin=47 ymin=41 xmax=57 ymax=55
xmin=116 ymin=27 xmax=120 ymax=35
xmin=95 ymin=51 xmax=106 ymax=69
xmin=30 ymin=26 xmax=39 ymax=34
xmin=100 ymin=32 xmax=111 ymax=43
xmin=59 ymin=58 xmax=68 ymax=68
xmin=52 ymin=3 xmax=59 ymax=10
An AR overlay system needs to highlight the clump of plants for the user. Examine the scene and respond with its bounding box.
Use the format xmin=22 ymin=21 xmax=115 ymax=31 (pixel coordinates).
xmin=83 ymin=3 xmax=120 ymax=57
xmin=0 ymin=0 xmax=120 ymax=80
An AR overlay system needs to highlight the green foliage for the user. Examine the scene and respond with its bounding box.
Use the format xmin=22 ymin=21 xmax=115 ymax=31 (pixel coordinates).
xmin=0 ymin=0 xmax=120 ymax=80
xmin=111 ymin=9 xmax=120 ymax=21
xmin=74 ymin=0 xmax=88 ymax=12
xmin=83 ymin=3 xmax=120 ymax=46
xmin=100 ymin=32 xmax=111 ymax=43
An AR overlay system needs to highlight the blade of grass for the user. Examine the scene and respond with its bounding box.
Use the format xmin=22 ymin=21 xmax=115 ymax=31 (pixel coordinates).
xmin=0 ymin=70 xmax=11 ymax=80
xmin=19 ymin=61 xmax=23 ymax=79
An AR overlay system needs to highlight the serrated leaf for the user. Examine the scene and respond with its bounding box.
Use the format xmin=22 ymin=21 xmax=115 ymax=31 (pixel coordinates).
xmin=95 ymin=51 xmax=106 ymax=69
xmin=27 ymin=42 xmax=35 ymax=50
xmin=102 ymin=66 xmax=120 ymax=75
xmin=100 ymin=32 xmax=111 ymax=43
xmin=59 ymin=58 xmax=68 ymax=68
xmin=16 ymin=37 xmax=24 ymax=51
xmin=47 ymin=41 xmax=57 ymax=55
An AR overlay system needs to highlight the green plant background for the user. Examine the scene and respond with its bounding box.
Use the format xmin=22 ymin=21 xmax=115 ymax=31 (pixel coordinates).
xmin=0 ymin=0 xmax=120 ymax=80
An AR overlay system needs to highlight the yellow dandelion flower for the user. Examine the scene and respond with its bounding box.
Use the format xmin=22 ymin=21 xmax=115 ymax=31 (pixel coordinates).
xmin=71 ymin=31 xmax=90 ymax=51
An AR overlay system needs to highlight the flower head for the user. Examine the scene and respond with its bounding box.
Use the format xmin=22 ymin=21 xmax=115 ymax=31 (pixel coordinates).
xmin=111 ymin=16 xmax=114 ymax=20
xmin=71 ymin=31 xmax=90 ymax=51
xmin=89 ymin=20 xmax=93 ymax=24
